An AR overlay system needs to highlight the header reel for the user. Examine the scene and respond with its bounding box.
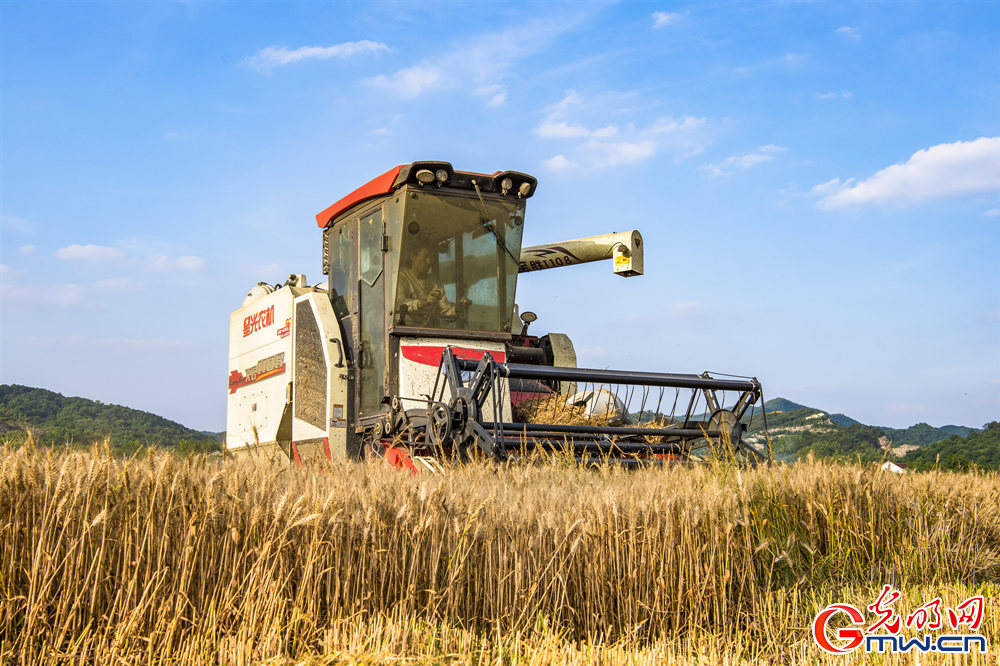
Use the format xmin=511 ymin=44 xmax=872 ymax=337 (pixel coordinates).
xmin=376 ymin=348 xmax=770 ymax=467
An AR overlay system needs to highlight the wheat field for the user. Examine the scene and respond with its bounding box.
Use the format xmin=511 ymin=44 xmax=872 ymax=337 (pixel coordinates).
xmin=1 ymin=441 xmax=997 ymax=664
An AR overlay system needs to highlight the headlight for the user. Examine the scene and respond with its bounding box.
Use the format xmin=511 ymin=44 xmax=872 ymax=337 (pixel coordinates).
xmin=435 ymin=168 xmax=449 ymax=183
xmin=415 ymin=169 xmax=435 ymax=184
xmin=518 ymin=182 xmax=532 ymax=197
xmin=501 ymin=177 xmax=513 ymax=194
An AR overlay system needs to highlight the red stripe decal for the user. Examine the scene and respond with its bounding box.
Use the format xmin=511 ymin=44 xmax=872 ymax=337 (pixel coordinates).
xmin=400 ymin=345 xmax=505 ymax=367
xmin=323 ymin=436 xmax=331 ymax=460
xmin=291 ymin=441 xmax=301 ymax=466
xmin=228 ymin=363 xmax=286 ymax=394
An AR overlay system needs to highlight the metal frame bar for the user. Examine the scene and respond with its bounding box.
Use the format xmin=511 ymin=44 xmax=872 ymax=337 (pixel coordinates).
xmin=500 ymin=438 xmax=687 ymax=454
xmin=454 ymin=357 xmax=759 ymax=392
xmin=490 ymin=422 xmax=725 ymax=438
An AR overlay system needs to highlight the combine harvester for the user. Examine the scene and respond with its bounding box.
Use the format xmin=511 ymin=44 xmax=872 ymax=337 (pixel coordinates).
xmin=227 ymin=161 xmax=769 ymax=471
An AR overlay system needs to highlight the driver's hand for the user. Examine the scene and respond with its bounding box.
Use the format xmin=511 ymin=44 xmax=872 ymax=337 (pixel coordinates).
xmin=426 ymin=287 xmax=443 ymax=305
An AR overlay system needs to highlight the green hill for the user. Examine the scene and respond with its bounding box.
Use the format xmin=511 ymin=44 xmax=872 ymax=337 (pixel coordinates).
xmin=0 ymin=384 xmax=220 ymax=453
xmin=828 ymin=412 xmax=861 ymax=427
xmin=940 ymin=424 xmax=977 ymax=438
xmin=746 ymin=397 xmax=976 ymax=459
xmin=882 ymin=422 xmax=975 ymax=447
xmin=900 ymin=422 xmax=1000 ymax=471
xmin=635 ymin=395 xmax=975 ymax=463
xmin=744 ymin=407 xmax=885 ymax=463
xmin=763 ymin=397 xmax=811 ymax=413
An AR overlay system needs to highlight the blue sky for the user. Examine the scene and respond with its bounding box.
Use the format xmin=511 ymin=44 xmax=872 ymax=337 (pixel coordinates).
xmin=1 ymin=1 xmax=998 ymax=431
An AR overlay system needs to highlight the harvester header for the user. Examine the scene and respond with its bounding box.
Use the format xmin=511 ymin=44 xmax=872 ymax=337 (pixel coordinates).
xmin=227 ymin=160 xmax=769 ymax=470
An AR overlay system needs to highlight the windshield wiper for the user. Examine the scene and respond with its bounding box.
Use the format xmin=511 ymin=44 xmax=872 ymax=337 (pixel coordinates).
xmin=471 ymin=179 xmax=520 ymax=266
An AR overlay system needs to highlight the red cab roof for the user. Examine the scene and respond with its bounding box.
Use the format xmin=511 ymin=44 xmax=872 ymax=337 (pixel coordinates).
xmin=315 ymin=165 xmax=405 ymax=229
xmin=315 ymin=161 xmax=537 ymax=228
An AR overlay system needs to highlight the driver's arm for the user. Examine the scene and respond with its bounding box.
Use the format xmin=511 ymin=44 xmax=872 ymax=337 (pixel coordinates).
xmin=397 ymin=271 xmax=426 ymax=311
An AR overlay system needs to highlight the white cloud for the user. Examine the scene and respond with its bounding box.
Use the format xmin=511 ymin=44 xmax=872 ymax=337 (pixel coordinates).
xmin=486 ymin=90 xmax=507 ymax=107
xmin=835 ymin=26 xmax=861 ymax=40
xmin=782 ymin=52 xmax=807 ymax=66
xmin=652 ymin=11 xmax=685 ymax=28
xmin=51 ymin=285 xmax=84 ymax=307
xmin=0 ymin=265 xmax=83 ymax=306
xmin=536 ymin=90 xmax=709 ymax=172
xmin=816 ymin=137 xmax=1000 ymax=209
xmin=536 ymin=119 xmax=618 ymax=140
xmin=1 ymin=281 xmax=83 ymax=307
xmin=701 ymin=145 xmax=787 ymax=178
xmin=55 ymin=244 xmax=126 ymax=263
xmin=1 ymin=213 xmax=34 ymax=235
xmin=244 ymin=40 xmax=389 ymax=71
xmin=985 ymin=208 xmax=999 ymax=217
xmin=148 ymin=255 xmax=205 ymax=272
xmin=733 ymin=52 xmax=810 ymax=76
xmin=366 ymin=65 xmax=443 ymax=98
xmin=649 ymin=116 xmax=706 ymax=134
xmin=584 ymin=140 xmax=657 ymax=169
xmin=54 ymin=241 xmax=208 ymax=276
xmin=367 ymin=113 xmax=404 ymax=137
xmin=476 ymin=84 xmax=508 ymax=108
xmin=810 ymin=177 xmax=845 ymax=196
xmin=18 ymin=244 xmax=36 ymax=254
xmin=364 ymin=13 xmax=594 ymax=107
xmin=93 ymin=277 xmax=141 ymax=291
xmin=817 ymin=91 xmax=852 ymax=100
xmin=543 ymin=155 xmax=576 ymax=172
xmin=550 ymin=90 xmax=580 ymax=112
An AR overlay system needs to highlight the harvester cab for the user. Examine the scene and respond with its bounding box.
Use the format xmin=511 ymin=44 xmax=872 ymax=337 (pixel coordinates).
xmin=226 ymin=161 xmax=769 ymax=469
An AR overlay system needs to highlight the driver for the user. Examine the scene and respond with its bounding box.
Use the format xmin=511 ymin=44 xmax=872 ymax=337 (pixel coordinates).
xmin=397 ymin=246 xmax=455 ymax=320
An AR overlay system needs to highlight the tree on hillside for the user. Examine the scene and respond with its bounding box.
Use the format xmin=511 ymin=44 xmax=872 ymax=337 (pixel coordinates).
xmin=901 ymin=422 xmax=1000 ymax=471
xmin=0 ymin=384 xmax=217 ymax=450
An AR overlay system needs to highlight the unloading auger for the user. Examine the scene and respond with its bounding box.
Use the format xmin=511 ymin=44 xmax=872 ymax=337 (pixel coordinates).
xmin=225 ymin=161 xmax=771 ymax=470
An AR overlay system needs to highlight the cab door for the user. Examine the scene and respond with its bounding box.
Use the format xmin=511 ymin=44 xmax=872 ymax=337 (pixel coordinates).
xmin=357 ymin=206 xmax=387 ymax=420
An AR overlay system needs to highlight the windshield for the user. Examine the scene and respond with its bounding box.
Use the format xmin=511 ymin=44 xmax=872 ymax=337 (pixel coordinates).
xmin=393 ymin=190 xmax=525 ymax=332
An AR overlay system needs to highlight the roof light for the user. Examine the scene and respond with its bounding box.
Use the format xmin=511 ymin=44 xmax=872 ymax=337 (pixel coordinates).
xmin=415 ymin=169 xmax=435 ymax=184
xmin=518 ymin=182 xmax=532 ymax=197
xmin=501 ymin=177 xmax=513 ymax=195
xmin=435 ymin=168 xmax=449 ymax=183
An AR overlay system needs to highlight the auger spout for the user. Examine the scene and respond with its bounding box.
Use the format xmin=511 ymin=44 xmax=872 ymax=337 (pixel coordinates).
xmin=519 ymin=230 xmax=643 ymax=277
